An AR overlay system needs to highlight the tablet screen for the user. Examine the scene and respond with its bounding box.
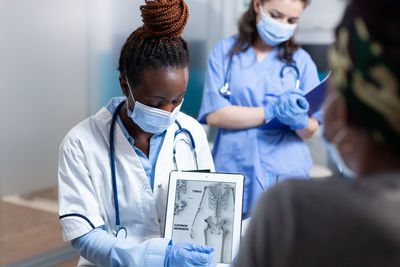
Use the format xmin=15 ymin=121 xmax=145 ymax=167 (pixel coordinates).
xmin=172 ymin=179 xmax=236 ymax=263
xmin=165 ymin=171 xmax=244 ymax=266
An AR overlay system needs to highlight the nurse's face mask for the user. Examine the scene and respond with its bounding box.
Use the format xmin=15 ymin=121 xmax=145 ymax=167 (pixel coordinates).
xmin=256 ymin=4 xmax=297 ymax=46
xmin=126 ymin=80 xmax=183 ymax=134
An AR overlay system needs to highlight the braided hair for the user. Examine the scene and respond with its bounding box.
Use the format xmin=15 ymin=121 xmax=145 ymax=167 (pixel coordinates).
xmin=118 ymin=0 xmax=190 ymax=86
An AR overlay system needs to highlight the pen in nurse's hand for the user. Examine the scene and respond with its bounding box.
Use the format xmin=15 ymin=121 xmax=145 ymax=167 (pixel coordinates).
xmin=265 ymin=93 xmax=280 ymax=98
xmin=255 ymin=176 xmax=264 ymax=190
xmin=266 ymin=90 xmax=305 ymax=98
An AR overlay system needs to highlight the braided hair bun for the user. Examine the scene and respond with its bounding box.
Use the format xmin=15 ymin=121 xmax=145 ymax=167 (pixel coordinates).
xmin=118 ymin=0 xmax=190 ymax=86
xmin=139 ymin=0 xmax=189 ymax=38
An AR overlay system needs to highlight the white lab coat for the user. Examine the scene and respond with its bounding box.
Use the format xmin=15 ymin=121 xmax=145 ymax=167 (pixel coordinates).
xmin=58 ymin=106 xmax=214 ymax=265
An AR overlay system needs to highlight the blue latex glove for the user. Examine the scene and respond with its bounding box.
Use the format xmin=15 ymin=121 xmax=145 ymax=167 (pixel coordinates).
xmin=273 ymin=90 xmax=310 ymax=130
xmin=164 ymin=241 xmax=216 ymax=267
xmin=72 ymin=227 xmax=171 ymax=266
xmin=263 ymin=95 xmax=279 ymax=123
xmin=264 ymin=103 xmax=275 ymax=123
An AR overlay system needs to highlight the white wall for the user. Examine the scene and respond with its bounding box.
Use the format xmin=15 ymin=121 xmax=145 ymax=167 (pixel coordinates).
xmin=297 ymin=0 xmax=348 ymax=44
xmin=201 ymin=0 xmax=248 ymax=54
xmin=0 ymin=0 xmax=158 ymax=196
xmin=85 ymin=0 xmax=143 ymax=114
xmin=0 ymin=0 xmax=88 ymax=196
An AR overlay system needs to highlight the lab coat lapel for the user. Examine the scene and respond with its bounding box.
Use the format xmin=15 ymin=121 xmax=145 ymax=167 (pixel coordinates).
xmin=153 ymin=123 xmax=176 ymax=189
xmin=152 ymin=123 xmax=176 ymax=235
xmin=113 ymin=119 xmax=149 ymax=186
xmin=112 ymin=116 xmax=159 ymax=230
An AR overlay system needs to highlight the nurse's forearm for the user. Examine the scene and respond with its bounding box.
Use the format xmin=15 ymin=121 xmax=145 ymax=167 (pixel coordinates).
xmin=295 ymin=118 xmax=319 ymax=139
xmin=206 ymin=106 xmax=265 ymax=129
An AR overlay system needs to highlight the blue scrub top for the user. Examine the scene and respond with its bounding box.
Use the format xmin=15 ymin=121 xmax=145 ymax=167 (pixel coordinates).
xmin=198 ymin=36 xmax=321 ymax=217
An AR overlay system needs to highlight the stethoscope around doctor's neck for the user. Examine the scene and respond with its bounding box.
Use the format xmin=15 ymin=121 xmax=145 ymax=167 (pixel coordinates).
xmin=109 ymin=100 xmax=199 ymax=238
xmin=219 ymin=54 xmax=300 ymax=98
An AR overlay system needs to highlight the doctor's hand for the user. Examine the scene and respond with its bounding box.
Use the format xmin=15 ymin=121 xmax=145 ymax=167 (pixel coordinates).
xmin=164 ymin=241 xmax=216 ymax=267
xmin=273 ymin=90 xmax=310 ymax=130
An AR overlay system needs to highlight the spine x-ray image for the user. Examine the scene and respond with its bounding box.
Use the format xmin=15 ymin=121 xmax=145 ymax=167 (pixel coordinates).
xmin=172 ymin=180 xmax=235 ymax=263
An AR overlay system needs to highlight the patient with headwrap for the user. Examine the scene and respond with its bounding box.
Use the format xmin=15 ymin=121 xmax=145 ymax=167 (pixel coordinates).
xmin=234 ymin=0 xmax=400 ymax=266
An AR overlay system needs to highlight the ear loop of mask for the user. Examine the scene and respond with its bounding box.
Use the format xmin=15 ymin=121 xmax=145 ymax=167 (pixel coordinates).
xmin=125 ymin=79 xmax=135 ymax=115
xmin=332 ymin=128 xmax=347 ymax=147
xmin=323 ymin=92 xmax=343 ymax=137
xmin=323 ymin=92 xmax=354 ymax=147
xmin=323 ymin=91 xmax=356 ymax=178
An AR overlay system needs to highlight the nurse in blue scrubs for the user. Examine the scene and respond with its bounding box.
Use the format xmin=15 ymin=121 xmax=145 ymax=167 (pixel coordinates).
xmin=198 ymin=0 xmax=322 ymax=217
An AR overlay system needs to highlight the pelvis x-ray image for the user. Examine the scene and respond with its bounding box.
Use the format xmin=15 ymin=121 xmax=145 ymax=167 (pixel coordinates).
xmin=172 ymin=180 xmax=235 ymax=263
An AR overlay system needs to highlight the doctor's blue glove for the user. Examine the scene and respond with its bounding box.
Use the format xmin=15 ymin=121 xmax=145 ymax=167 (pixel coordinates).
xmin=164 ymin=241 xmax=216 ymax=267
xmin=273 ymin=90 xmax=310 ymax=130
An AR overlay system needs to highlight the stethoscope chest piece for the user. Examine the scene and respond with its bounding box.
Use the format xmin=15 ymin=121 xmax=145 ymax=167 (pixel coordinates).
xmin=113 ymin=226 xmax=127 ymax=239
xmin=279 ymin=62 xmax=300 ymax=89
xmin=219 ymin=54 xmax=234 ymax=99
xmin=219 ymin=82 xmax=231 ymax=99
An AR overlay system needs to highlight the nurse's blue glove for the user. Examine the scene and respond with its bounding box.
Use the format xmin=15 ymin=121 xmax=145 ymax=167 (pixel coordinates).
xmin=263 ymin=104 xmax=275 ymax=123
xmin=164 ymin=241 xmax=216 ymax=267
xmin=274 ymin=90 xmax=310 ymax=130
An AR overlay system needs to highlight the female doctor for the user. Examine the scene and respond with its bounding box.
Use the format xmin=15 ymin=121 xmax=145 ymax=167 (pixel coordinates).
xmin=58 ymin=0 xmax=215 ymax=266
xmin=198 ymin=0 xmax=322 ymax=217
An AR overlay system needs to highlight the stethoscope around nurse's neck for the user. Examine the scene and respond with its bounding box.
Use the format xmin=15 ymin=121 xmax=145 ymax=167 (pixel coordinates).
xmin=109 ymin=100 xmax=199 ymax=238
xmin=219 ymin=54 xmax=301 ymax=98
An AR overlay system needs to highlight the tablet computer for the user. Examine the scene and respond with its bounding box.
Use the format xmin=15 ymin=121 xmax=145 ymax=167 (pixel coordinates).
xmin=164 ymin=171 xmax=244 ymax=266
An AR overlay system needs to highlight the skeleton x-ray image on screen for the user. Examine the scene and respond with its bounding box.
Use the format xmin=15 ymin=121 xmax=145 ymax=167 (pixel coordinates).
xmin=172 ymin=179 xmax=236 ymax=263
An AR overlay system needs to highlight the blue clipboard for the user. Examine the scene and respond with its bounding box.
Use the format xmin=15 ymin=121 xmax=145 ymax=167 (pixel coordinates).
xmin=261 ymin=71 xmax=331 ymax=130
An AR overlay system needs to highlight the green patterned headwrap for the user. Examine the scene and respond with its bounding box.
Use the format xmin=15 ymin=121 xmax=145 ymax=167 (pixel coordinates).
xmin=329 ymin=5 xmax=400 ymax=150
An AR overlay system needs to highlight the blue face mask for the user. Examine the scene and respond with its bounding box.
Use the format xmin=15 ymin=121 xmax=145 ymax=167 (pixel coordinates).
xmin=256 ymin=5 xmax=297 ymax=46
xmin=126 ymin=82 xmax=183 ymax=134
xmin=323 ymin=129 xmax=356 ymax=179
